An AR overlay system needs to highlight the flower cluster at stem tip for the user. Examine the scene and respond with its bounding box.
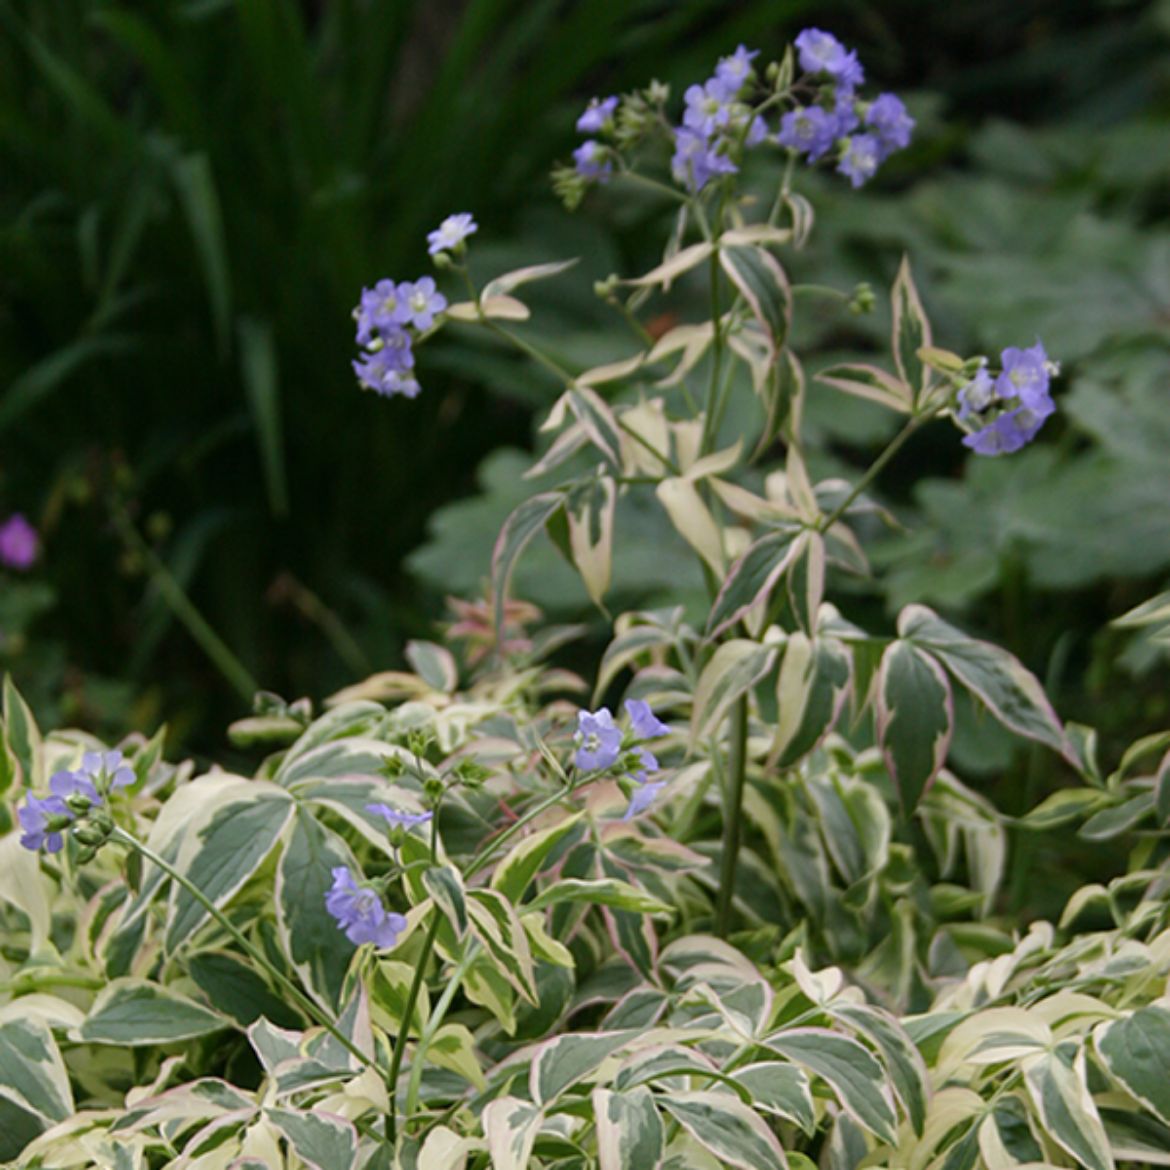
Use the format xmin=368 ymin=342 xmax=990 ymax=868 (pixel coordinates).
xmin=574 ymin=699 xmax=671 ymax=821
xmin=563 ymin=29 xmax=913 ymax=200
xmin=955 ymin=342 xmax=1059 ymax=456
xmin=18 ymin=751 xmax=134 ymax=853
xmin=350 ymin=214 xmax=477 ymax=399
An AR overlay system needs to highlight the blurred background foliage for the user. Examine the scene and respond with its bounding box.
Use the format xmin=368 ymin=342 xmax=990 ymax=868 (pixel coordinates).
xmin=2 ymin=0 xmax=1169 ymax=770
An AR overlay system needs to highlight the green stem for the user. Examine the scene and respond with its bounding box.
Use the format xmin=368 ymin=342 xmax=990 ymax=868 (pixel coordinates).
xmin=111 ymin=827 xmax=373 ymax=1074
xmin=714 ymin=697 xmax=749 ymax=937
xmin=110 ymin=506 xmax=258 ymax=704
xmin=482 ymin=318 xmax=573 ymax=384
xmin=404 ymin=940 xmax=480 ymax=1120
xmin=816 ymin=413 xmax=931 ymax=534
xmin=384 ymin=911 xmax=443 ymax=1144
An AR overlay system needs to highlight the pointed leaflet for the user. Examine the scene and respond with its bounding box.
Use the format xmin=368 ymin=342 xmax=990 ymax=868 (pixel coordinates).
xmin=1023 ymin=1042 xmax=1114 ymax=1170
xmin=690 ymin=640 xmax=777 ymax=746
xmin=266 ymin=1107 xmax=357 ymax=1170
xmin=0 ymin=1018 xmax=73 ymax=1125
xmin=876 ymin=640 xmax=953 ymax=813
xmin=763 ymin=1028 xmax=899 ymax=1144
xmin=706 ymin=525 xmax=803 ymax=637
xmin=482 ymin=257 xmax=579 ymax=300
xmin=656 ymin=478 xmax=725 ymax=575
xmin=491 ymin=813 xmax=583 ymax=902
xmin=423 ymin=865 xmax=468 ymax=937
xmin=483 ymin=1096 xmax=543 ymax=1170
xmin=659 ymin=1091 xmax=788 ymax=1170
xmin=567 ymin=387 xmax=623 ymax=468
xmin=78 ymin=979 xmax=228 ymax=1045
xmin=719 ymin=244 xmax=792 ymax=353
xmin=815 ymin=363 xmax=913 ymax=413
xmin=567 ymin=476 xmax=617 ymax=608
xmin=3 ymin=675 xmax=42 ymax=789
xmin=491 ymin=491 xmax=566 ymax=634
xmin=786 ymin=531 xmax=825 ymax=635
xmin=771 ymin=634 xmax=852 ymax=768
xmin=165 ymin=788 xmax=294 ymax=952
xmin=1094 ymin=1003 xmax=1170 ymax=1127
xmin=594 ymin=1086 xmax=664 ymax=1170
xmin=527 ymin=878 xmax=672 ymax=915
xmin=731 ymin=1063 xmax=815 ymax=1134
xmin=898 ymin=605 xmax=1069 ymax=758
xmin=532 ymin=1032 xmax=632 ymax=1104
xmin=628 ymin=241 xmax=714 ymax=288
xmin=467 ymin=889 xmax=538 ymax=1004
xmin=891 ymin=256 xmax=933 ymax=403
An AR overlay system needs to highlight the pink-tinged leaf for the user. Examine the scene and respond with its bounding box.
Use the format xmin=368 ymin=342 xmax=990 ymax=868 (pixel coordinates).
xmin=815 ymin=363 xmax=913 ymax=413
xmin=719 ymin=245 xmax=792 ymax=354
xmin=876 ymin=640 xmax=953 ymax=814
xmin=890 ymin=255 xmax=933 ymax=402
xmin=771 ymin=634 xmax=852 ymax=769
xmin=491 ymin=491 xmax=566 ymax=635
xmin=483 ymin=1096 xmax=542 ymax=1170
xmin=706 ymin=526 xmax=803 ymax=638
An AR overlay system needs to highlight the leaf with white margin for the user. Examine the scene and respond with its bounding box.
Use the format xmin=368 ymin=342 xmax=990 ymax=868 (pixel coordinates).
xmin=266 ymin=1106 xmax=357 ymax=1170
xmin=594 ymin=1086 xmax=664 ymax=1170
xmin=568 ymin=475 xmax=616 ymax=607
xmin=891 ymin=255 xmax=933 ymax=401
xmin=656 ymin=478 xmax=725 ymax=575
xmin=690 ymin=639 xmax=776 ymax=746
xmin=628 ymin=241 xmax=714 ymax=288
xmin=815 ymin=362 xmax=912 ymax=413
xmin=0 ymin=1017 xmax=73 ymax=1125
xmin=1022 ymin=1041 xmax=1114 ymax=1170
xmin=1094 ymin=1001 xmax=1170 ymax=1127
xmin=532 ymin=1031 xmax=632 ymax=1104
xmin=483 ymin=1095 xmax=543 ymax=1170
xmin=482 ymin=258 xmax=578 ymax=300
xmin=763 ymin=1027 xmax=898 ymax=1144
xmin=659 ymin=1090 xmax=788 ymax=1170
xmin=420 ymin=1125 xmax=483 ymax=1170
xmin=78 ymin=979 xmax=228 ymax=1045
xmin=491 ymin=491 xmax=566 ymax=634
xmin=0 ymin=833 xmax=52 ymax=951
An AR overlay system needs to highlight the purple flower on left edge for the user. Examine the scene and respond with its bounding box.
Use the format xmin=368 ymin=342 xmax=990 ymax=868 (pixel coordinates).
xmin=366 ymin=803 xmax=433 ymax=829
xmin=0 ymin=514 xmax=38 ymax=571
xmin=574 ymin=708 xmax=623 ymax=771
xmin=325 ymin=867 xmax=407 ymax=948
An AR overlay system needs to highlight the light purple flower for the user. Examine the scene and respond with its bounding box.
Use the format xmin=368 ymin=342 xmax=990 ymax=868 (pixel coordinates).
xmin=0 ymin=515 xmax=39 ymax=571
xmin=778 ymin=105 xmax=840 ymax=161
xmin=574 ymin=708 xmax=623 ymax=772
xmin=671 ymin=127 xmax=738 ymax=193
xmin=80 ymin=750 xmax=135 ymax=792
xmin=325 ymin=867 xmax=407 ymax=948
xmin=18 ymin=793 xmax=73 ymax=853
xmin=397 ymin=277 xmax=447 ymax=331
xmin=713 ymin=45 xmax=758 ymax=97
xmin=794 ymin=29 xmax=864 ymax=88
xmin=683 ymin=80 xmax=734 ymax=138
xmin=49 ymin=770 xmax=100 ymax=807
xmin=354 ymin=279 xmax=410 ymax=345
xmin=427 ymin=213 xmax=478 ymax=256
xmin=995 ymin=342 xmax=1052 ymax=407
xmin=573 ymin=140 xmax=613 ymax=181
xmin=576 ymin=96 xmax=618 ymax=134
xmin=365 ymin=803 xmax=434 ymax=829
xmin=837 ymin=134 xmax=882 ymax=187
xmin=623 ymin=780 xmax=667 ymax=821
xmin=956 ymin=365 xmax=995 ymax=420
xmin=625 ymin=699 xmax=668 ymax=740
xmin=353 ymin=337 xmax=420 ymax=398
xmin=745 ymin=115 xmax=769 ymax=147
xmin=865 ymin=93 xmax=914 ymax=155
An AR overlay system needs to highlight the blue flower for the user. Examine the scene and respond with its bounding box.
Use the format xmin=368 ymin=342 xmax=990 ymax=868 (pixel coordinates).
xmin=778 ymin=105 xmax=840 ymax=162
xmin=325 ymin=867 xmax=407 ymax=948
xmin=573 ymin=140 xmax=613 ymax=181
xmin=837 ymin=134 xmax=882 ymax=187
xmin=625 ymin=699 xmax=669 ymax=740
xmin=352 ymin=336 xmax=420 ymax=399
xmin=683 ymin=80 xmax=734 ymax=138
xmin=18 ymin=793 xmax=73 ymax=853
xmin=365 ymin=803 xmax=434 ymax=829
xmin=670 ymin=127 xmax=738 ymax=193
xmin=397 ymin=277 xmax=447 ymax=331
xmin=576 ymin=96 xmax=618 ymax=134
xmin=713 ymin=45 xmax=759 ymax=98
xmin=795 ymin=29 xmax=864 ymax=89
xmin=574 ymin=708 xmax=623 ymax=771
xmin=959 ymin=342 xmax=1057 ymax=456
xmin=865 ymin=93 xmax=915 ymax=156
xmin=427 ymin=213 xmax=478 ymax=257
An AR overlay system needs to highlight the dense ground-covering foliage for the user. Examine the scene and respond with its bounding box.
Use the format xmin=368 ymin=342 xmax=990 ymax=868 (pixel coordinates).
xmin=4 ymin=18 xmax=1170 ymax=1170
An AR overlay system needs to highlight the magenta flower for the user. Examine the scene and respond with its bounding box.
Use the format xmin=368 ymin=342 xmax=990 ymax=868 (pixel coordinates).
xmin=0 ymin=514 xmax=38 ymax=571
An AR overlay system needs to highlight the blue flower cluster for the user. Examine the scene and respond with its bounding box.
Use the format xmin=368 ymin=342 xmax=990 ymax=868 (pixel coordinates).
xmin=351 ymin=214 xmax=475 ymax=399
xmin=957 ymin=342 xmax=1058 ymax=456
xmin=780 ymin=29 xmax=914 ymax=188
xmin=325 ymin=867 xmax=407 ymax=949
xmin=574 ymin=699 xmax=671 ymax=820
xmin=19 ymin=750 xmax=134 ymax=852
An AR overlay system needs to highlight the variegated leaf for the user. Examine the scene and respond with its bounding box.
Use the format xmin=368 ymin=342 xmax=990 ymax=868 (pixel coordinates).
xmin=1022 ymin=1042 xmax=1114 ymax=1170
xmin=719 ymin=244 xmax=791 ymax=353
xmin=891 ymin=255 xmax=933 ymax=402
xmin=659 ymin=1091 xmax=788 ymax=1170
xmin=706 ymin=525 xmax=802 ymax=638
xmin=491 ymin=491 xmax=566 ymax=634
xmin=815 ymin=362 xmax=913 ymax=413
xmin=690 ymin=639 xmax=776 ymax=745
xmin=594 ymin=1086 xmax=664 ymax=1170
xmin=771 ymin=633 xmax=852 ymax=768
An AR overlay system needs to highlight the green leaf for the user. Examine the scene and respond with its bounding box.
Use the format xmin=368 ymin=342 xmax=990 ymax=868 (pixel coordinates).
xmin=719 ymin=245 xmax=792 ymax=352
xmin=266 ymin=1106 xmax=358 ymax=1170
xmin=424 ymin=865 xmax=468 ymax=936
xmin=706 ymin=527 xmax=802 ymax=638
xmin=0 ymin=1018 xmax=73 ymax=1124
xmin=815 ymin=362 xmax=913 ymax=413
xmin=659 ymin=1091 xmax=788 ymax=1170
xmin=166 ymin=788 xmax=294 ymax=951
xmin=876 ymin=640 xmax=953 ymax=813
xmin=899 ymin=604 xmax=1068 ymax=757
xmin=1017 ymin=787 xmax=1106 ymax=831
xmin=3 ymin=675 xmax=42 ymax=789
xmin=428 ymin=1023 xmax=486 ymax=1089
xmin=594 ymin=1086 xmax=664 ymax=1170
xmin=467 ymin=889 xmax=538 ymax=1004
xmin=763 ymin=1027 xmax=898 ymax=1144
xmin=1078 ymin=792 xmax=1155 ymax=840
xmin=277 ymin=810 xmax=359 ymax=1009
xmin=690 ymin=639 xmax=777 ymax=746
xmin=1094 ymin=1003 xmax=1170 ymax=1127
xmin=369 ymin=959 xmax=430 ymax=1035
xmin=79 ymin=979 xmax=228 ymax=1045
xmin=532 ymin=1032 xmax=631 ymax=1104
xmin=771 ymin=634 xmax=852 ymax=768
xmin=891 ymin=256 xmax=933 ymax=402
xmin=731 ymin=1063 xmax=814 ymax=1134
xmin=464 ymin=957 xmax=517 ymax=1035
xmin=527 ymin=877 xmax=672 ymax=915
xmin=483 ymin=1095 xmax=543 ymax=1170
xmin=491 ymin=813 xmax=583 ymax=903
xmin=186 ymin=951 xmax=302 ymax=1029
xmin=1023 ymin=1042 xmax=1114 ymax=1170
xmin=491 ymin=491 xmax=566 ymax=635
